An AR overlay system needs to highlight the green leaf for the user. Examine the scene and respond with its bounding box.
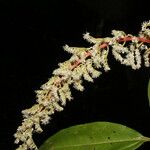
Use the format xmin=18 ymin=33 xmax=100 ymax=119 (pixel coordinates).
xmin=148 ymin=79 xmax=150 ymax=105
xmin=39 ymin=122 xmax=150 ymax=150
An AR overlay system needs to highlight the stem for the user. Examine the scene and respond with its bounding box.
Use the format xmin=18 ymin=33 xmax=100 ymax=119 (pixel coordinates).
xmin=118 ymin=36 xmax=150 ymax=43
xmin=71 ymin=36 xmax=150 ymax=71
xmin=143 ymin=136 xmax=150 ymax=142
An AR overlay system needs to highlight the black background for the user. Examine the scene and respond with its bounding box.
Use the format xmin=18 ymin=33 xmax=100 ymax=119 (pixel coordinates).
xmin=0 ymin=0 xmax=150 ymax=149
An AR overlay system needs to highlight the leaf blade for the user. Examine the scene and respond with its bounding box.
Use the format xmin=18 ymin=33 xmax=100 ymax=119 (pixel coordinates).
xmin=148 ymin=79 xmax=150 ymax=106
xmin=39 ymin=122 xmax=150 ymax=150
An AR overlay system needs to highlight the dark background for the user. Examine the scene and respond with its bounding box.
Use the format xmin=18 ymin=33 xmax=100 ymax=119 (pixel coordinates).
xmin=0 ymin=0 xmax=150 ymax=149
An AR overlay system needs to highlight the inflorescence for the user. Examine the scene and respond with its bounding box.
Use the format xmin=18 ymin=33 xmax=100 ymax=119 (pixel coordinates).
xmin=14 ymin=21 xmax=150 ymax=150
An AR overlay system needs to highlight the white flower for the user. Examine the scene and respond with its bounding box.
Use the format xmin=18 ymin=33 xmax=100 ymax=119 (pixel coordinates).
xmin=134 ymin=48 xmax=141 ymax=69
xmin=91 ymin=54 xmax=102 ymax=69
xmin=112 ymin=44 xmax=131 ymax=66
xmin=99 ymin=50 xmax=110 ymax=71
xmin=83 ymin=32 xmax=103 ymax=43
xmin=112 ymin=50 xmax=124 ymax=63
xmin=86 ymin=59 xmax=101 ymax=78
xmin=72 ymin=67 xmax=83 ymax=80
xmin=58 ymin=88 xmax=67 ymax=105
xmin=51 ymin=85 xmax=60 ymax=100
xmin=63 ymin=45 xmax=75 ymax=54
xmin=80 ymin=65 xmax=94 ymax=82
xmin=112 ymin=44 xmax=129 ymax=53
xmin=111 ymin=30 xmax=126 ymax=39
xmin=141 ymin=20 xmax=150 ymax=37
xmin=73 ymin=80 xmax=84 ymax=91
xmin=144 ymin=49 xmax=150 ymax=67
xmin=52 ymin=101 xmax=64 ymax=112
xmin=41 ymin=115 xmax=51 ymax=125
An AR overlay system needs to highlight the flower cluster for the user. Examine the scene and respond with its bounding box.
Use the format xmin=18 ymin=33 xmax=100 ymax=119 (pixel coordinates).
xmin=14 ymin=21 xmax=150 ymax=150
xmin=140 ymin=20 xmax=150 ymax=37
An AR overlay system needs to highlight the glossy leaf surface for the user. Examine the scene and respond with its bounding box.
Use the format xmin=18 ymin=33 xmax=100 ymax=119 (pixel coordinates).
xmin=39 ymin=122 xmax=150 ymax=150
